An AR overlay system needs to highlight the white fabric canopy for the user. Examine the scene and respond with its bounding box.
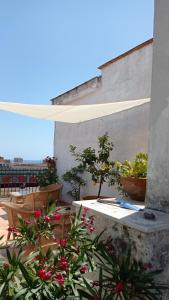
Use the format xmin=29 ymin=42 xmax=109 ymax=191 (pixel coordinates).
xmin=0 ymin=98 xmax=150 ymax=123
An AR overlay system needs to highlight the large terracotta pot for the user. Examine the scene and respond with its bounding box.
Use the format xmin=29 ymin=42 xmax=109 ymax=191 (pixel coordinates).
xmin=39 ymin=183 xmax=58 ymax=191
xmin=120 ymin=177 xmax=146 ymax=202
xmin=82 ymin=195 xmax=110 ymax=200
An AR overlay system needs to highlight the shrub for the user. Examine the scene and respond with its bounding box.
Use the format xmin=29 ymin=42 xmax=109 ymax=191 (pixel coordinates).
xmin=37 ymin=156 xmax=59 ymax=187
xmin=62 ymin=164 xmax=86 ymax=201
xmin=0 ymin=206 xmax=167 ymax=299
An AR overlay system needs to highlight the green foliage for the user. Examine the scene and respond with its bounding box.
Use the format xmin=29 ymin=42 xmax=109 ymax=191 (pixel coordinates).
xmin=116 ymin=152 xmax=148 ymax=178
xmin=109 ymin=153 xmax=148 ymax=195
xmin=62 ymin=164 xmax=86 ymax=201
xmin=80 ymin=237 xmax=167 ymax=300
xmin=70 ymin=133 xmax=115 ymax=198
xmin=8 ymin=207 xmax=66 ymax=248
xmin=0 ymin=206 xmax=167 ymax=299
xmin=0 ymin=206 xmax=97 ymax=299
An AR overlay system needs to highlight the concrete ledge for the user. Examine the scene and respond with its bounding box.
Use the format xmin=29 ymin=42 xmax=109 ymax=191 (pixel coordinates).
xmin=73 ymin=200 xmax=169 ymax=233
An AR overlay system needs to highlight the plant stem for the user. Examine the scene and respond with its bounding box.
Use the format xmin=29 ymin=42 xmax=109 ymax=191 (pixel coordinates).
xmin=98 ymin=176 xmax=103 ymax=198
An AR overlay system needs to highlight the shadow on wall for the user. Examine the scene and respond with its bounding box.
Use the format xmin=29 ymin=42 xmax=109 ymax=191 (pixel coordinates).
xmin=55 ymin=102 xmax=150 ymax=201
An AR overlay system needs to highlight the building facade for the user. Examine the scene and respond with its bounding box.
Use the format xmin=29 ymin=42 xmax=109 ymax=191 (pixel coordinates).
xmin=51 ymin=39 xmax=153 ymax=199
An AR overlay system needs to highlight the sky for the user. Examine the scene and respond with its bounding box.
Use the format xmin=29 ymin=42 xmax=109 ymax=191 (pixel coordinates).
xmin=0 ymin=0 xmax=154 ymax=160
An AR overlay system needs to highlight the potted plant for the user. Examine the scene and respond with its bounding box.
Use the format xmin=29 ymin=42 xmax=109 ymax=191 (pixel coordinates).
xmin=69 ymin=133 xmax=115 ymax=199
xmin=37 ymin=156 xmax=59 ymax=190
xmin=62 ymin=164 xmax=86 ymax=201
xmin=114 ymin=152 xmax=148 ymax=202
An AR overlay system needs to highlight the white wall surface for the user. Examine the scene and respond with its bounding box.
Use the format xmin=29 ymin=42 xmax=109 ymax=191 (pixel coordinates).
xmin=101 ymin=44 xmax=152 ymax=103
xmin=54 ymin=103 xmax=150 ymax=200
xmin=53 ymin=42 xmax=152 ymax=200
xmin=146 ymin=0 xmax=169 ymax=213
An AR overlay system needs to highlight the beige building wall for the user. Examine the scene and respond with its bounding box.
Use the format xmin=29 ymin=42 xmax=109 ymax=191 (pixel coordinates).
xmin=52 ymin=40 xmax=153 ymax=200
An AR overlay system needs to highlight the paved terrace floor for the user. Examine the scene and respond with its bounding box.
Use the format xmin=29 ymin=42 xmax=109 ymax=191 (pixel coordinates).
xmin=0 ymin=198 xmax=10 ymax=243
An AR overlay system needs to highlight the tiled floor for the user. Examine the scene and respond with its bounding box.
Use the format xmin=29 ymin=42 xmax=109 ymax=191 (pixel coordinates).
xmin=0 ymin=206 xmax=8 ymax=244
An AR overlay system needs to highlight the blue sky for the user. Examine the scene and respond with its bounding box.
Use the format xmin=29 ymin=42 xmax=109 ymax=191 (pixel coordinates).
xmin=0 ymin=0 xmax=154 ymax=160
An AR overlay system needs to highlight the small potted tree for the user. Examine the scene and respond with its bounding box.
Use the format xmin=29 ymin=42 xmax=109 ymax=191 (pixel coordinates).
xmin=115 ymin=152 xmax=148 ymax=202
xmin=70 ymin=133 xmax=115 ymax=199
xmin=62 ymin=164 xmax=86 ymax=201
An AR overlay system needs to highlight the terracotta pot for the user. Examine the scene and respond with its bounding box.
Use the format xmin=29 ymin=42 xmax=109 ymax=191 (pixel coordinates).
xmin=120 ymin=177 xmax=146 ymax=202
xmin=39 ymin=183 xmax=58 ymax=191
xmin=82 ymin=195 xmax=110 ymax=200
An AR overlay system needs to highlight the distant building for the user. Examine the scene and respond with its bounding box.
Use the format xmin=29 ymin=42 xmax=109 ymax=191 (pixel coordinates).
xmin=13 ymin=157 xmax=23 ymax=163
xmin=0 ymin=157 xmax=11 ymax=167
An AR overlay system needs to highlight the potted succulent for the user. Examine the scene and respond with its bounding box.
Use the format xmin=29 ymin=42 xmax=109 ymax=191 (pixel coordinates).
xmin=114 ymin=152 xmax=148 ymax=202
xmin=70 ymin=133 xmax=115 ymax=199
xmin=62 ymin=164 xmax=86 ymax=201
xmin=38 ymin=156 xmax=59 ymax=190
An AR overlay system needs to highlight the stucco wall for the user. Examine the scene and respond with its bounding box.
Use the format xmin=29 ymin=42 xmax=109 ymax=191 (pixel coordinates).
xmin=53 ymin=42 xmax=152 ymax=200
xmin=54 ymin=103 xmax=150 ymax=200
xmin=146 ymin=0 xmax=169 ymax=213
xmin=101 ymin=43 xmax=152 ymax=103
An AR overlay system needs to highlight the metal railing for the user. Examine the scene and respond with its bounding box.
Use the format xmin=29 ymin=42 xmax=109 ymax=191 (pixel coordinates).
xmin=0 ymin=168 xmax=47 ymax=197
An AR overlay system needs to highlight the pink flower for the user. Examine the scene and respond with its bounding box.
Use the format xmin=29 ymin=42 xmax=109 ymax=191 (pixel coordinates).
xmin=89 ymin=226 xmax=95 ymax=233
xmin=114 ymin=281 xmax=125 ymax=294
xmin=45 ymin=271 xmax=52 ymax=280
xmin=3 ymin=263 xmax=9 ymax=269
xmin=55 ymin=273 xmax=64 ymax=285
xmin=53 ymin=213 xmax=61 ymax=221
xmin=37 ymin=269 xmax=52 ymax=281
xmin=44 ymin=215 xmax=51 ymax=223
xmin=89 ymin=215 xmax=94 ymax=224
xmin=60 ymin=239 xmax=67 ymax=247
xmin=83 ymin=207 xmax=89 ymax=214
xmin=25 ymin=220 xmax=31 ymax=225
xmin=8 ymin=226 xmax=18 ymax=233
xmin=59 ymin=257 xmax=69 ymax=270
xmin=34 ymin=209 xmax=41 ymax=219
xmin=80 ymin=215 xmax=85 ymax=222
xmin=80 ymin=265 xmax=87 ymax=273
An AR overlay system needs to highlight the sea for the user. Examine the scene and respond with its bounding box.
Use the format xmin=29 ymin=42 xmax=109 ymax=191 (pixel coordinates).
xmin=23 ymin=160 xmax=42 ymax=164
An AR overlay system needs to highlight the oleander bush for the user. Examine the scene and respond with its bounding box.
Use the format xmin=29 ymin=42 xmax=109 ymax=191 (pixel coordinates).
xmin=0 ymin=206 xmax=167 ymax=300
xmin=37 ymin=156 xmax=59 ymax=188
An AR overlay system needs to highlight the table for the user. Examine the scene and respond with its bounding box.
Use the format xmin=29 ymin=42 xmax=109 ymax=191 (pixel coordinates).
xmin=10 ymin=190 xmax=30 ymax=203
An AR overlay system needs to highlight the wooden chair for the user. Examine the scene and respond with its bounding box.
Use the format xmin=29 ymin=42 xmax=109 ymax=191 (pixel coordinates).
xmin=52 ymin=209 xmax=75 ymax=239
xmin=1 ymin=202 xmax=34 ymax=240
xmin=11 ymin=184 xmax=63 ymax=210
xmin=2 ymin=201 xmax=74 ymax=242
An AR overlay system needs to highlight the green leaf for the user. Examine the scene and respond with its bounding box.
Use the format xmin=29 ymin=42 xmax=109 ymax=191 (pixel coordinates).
xmin=19 ymin=263 xmax=34 ymax=287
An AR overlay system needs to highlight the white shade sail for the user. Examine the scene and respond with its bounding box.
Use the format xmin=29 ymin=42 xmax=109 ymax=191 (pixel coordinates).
xmin=0 ymin=98 xmax=150 ymax=123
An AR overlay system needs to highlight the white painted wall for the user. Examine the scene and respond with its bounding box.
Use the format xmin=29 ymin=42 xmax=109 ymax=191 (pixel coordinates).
xmin=53 ymin=42 xmax=153 ymax=200
xmin=146 ymin=0 xmax=169 ymax=213
xmin=101 ymin=44 xmax=152 ymax=102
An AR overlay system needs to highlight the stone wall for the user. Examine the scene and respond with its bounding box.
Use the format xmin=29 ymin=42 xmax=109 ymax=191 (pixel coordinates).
xmin=74 ymin=200 xmax=169 ymax=299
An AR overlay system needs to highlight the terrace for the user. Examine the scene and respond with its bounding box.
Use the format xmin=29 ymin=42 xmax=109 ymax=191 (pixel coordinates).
xmin=1 ymin=1 xmax=169 ymax=299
